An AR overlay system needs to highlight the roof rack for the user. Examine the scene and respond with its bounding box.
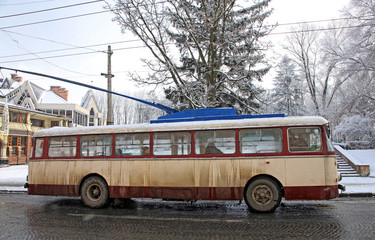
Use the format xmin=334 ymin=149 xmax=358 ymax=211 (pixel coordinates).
xmin=151 ymin=108 xmax=285 ymax=124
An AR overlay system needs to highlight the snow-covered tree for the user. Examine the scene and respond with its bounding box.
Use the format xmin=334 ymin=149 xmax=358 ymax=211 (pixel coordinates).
xmin=271 ymin=56 xmax=304 ymax=116
xmin=284 ymin=24 xmax=354 ymax=118
xmin=108 ymin=0 xmax=273 ymax=113
xmin=334 ymin=115 xmax=375 ymax=148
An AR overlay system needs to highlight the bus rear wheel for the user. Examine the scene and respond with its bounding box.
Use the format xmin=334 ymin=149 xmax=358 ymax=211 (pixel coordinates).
xmin=81 ymin=176 xmax=109 ymax=208
xmin=244 ymin=177 xmax=281 ymax=213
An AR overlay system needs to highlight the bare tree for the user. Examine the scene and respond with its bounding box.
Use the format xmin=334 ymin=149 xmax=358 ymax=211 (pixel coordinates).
xmin=94 ymin=89 xmax=164 ymax=124
xmin=284 ymin=25 xmax=352 ymax=117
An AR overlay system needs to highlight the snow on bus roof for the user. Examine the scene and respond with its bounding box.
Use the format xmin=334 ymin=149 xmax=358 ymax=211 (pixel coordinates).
xmin=33 ymin=116 xmax=328 ymax=138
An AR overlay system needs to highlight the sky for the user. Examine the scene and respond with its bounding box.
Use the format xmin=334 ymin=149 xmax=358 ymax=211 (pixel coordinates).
xmin=0 ymin=0 xmax=351 ymax=104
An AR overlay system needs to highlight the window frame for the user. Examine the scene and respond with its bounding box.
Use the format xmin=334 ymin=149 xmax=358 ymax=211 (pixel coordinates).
xmin=153 ymin=131 xmax=192 ymax=156
xmin=115 ymin=133 xmax=150 ymax=157
xmin=287 ymin=127 xmax=323 ymax=153
xmin=80 ymin=134 xmax=112 ymax=157
xmin=194 ymin=129 xmax=236 ymax=155
xmin=239 ymin=128 xmax=283 ymax=154
xmin=48 ymin=136 xmax=77 ymax=158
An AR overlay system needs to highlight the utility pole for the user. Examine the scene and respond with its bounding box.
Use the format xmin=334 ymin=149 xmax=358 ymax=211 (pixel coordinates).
xmin=101 ymin=45 xmax=114 ymax=125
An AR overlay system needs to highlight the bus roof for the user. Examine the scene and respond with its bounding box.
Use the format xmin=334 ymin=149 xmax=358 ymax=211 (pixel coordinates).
xmin=33 ymin=116 xmax=329 ymax=138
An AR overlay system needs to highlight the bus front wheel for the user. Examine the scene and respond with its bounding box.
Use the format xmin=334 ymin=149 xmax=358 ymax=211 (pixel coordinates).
xmin=244 ymin=177 xmax=281 ymax=213
xmin=81 ymin=176 xmax=109 ymax=208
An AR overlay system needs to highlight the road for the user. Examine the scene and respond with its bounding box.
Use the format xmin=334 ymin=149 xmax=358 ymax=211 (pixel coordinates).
xmin=0 ymin=193 xmax=374 ymax=239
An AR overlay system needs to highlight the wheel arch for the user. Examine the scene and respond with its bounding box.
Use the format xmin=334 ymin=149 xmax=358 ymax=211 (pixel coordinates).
xmin=79 ymin=173 xmax=109 ymax=197
xmin=244 ymin=174 xmax=284 ymax=198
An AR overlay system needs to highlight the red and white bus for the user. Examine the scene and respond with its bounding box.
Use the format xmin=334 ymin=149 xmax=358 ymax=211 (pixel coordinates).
xmin=27 ymin=112 xmax=342 ymax=212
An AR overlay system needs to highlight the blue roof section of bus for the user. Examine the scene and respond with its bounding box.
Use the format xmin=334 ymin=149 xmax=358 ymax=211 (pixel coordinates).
xmin=151 ymin=108 xmax=285 ymax=124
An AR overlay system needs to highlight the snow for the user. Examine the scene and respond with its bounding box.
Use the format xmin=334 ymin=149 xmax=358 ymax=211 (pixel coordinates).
xmin=0 ymin=164 xmax=28 ymax=186
xmin=33 ymin=116 xmax=328 ymax=137
xmin=348 ymin=150 xmax=375 ymax=176
xmin=340 ymin=177 xmax=375 ymax=194
xmin=335 ymin=145 xmax=375 ymax=176
xmin=39 ymin=90 xmax=68 ymax=104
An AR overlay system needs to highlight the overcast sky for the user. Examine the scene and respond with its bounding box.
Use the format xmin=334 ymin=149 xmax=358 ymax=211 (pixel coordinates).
xmin=0 ymin=0 xmax=351 ymax=104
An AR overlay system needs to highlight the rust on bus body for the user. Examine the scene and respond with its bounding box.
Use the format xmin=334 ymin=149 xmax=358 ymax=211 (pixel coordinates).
xmin=28 ymin=155 xmax=339 ymax=200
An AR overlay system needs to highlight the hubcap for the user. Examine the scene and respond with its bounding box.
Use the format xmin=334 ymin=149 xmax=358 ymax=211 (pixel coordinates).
xmin=252 ymin=184 xmax=273 ymax=205
xmin=88 ymin=184 xmax=101 ymax=201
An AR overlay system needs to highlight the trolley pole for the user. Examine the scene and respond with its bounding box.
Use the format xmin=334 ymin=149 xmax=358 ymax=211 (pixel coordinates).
xmin=101 ymin=45 xmax=114 ymax=125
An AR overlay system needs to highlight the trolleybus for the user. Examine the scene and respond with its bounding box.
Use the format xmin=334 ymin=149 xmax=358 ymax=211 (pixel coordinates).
xmin=26 ymin=109 xmax=343 ymax=212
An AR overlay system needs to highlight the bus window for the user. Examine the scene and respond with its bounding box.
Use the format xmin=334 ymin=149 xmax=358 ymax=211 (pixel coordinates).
xmin=80 ymin=135 xmax=112 ymax=157
xmin=153 ymin=132 xmax=191 ymax=156
xmin=48 ymin=136 xmax=77 ymax=157
xmin=288 ymin=127 xmax=322 ymax=152
xmin=115 ymin=133 xmax=150 ymax=156
xmin=240 ymin=128 xmax=283 ymax=154
xmin=195 ymin=130 xmax=235 ymax=155
xmin=34 ymin=138 xmax=44 ymax=158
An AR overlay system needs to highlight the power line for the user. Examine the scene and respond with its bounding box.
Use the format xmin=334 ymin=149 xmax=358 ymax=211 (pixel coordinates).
xmin=269 ymin=24 xmax=368 ymax=36
xmin=0 ymin=44 xmax=151 ymax=64
xmin=0 ymin=0 xmax=169 ymax=30
xmin=0 ymin=0 xmax=104 ymax=19
xmin=0 ymin=10 xmax=109 ymax=30
xmin=1 ymin=30 xmax=106 ymax=55
xmin=0 ymin=23 xmax=369 ymax=64
xmin=0 ymin=37 xmax=140 ymax=59
xmin=0 ymin=0 xmax=57 ymax=7
xmin=273 ymin=17 xmax=355 ymax=28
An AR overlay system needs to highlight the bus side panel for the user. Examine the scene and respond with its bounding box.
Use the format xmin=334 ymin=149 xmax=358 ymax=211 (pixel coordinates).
xmin=28 ymin=161 xmax=79 ymax=196
xmin=109 ymin=159 xmax=243 ymax=200
xmin=239 ymin=157 xmax=286 ymax=187
xmin=109 ymin=160 xmax=149 ymax=198
xmin=284 ymin=156 xmax=339 ymax=200
xmin=193 ymin=159 xmax=241 ymax=200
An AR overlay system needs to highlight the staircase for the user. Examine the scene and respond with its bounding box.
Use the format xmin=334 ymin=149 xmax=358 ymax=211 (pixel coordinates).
xmin=337 ymin=155 xmax=360 ymax=177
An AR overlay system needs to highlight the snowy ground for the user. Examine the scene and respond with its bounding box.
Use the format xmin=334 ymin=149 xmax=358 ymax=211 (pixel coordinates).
xmin=0 ymin=164 xmax=28 ymax=192
xmin=1 ymin=164 xmax=375 ymax=194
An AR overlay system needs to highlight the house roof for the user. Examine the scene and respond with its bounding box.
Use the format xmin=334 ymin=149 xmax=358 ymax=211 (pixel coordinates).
xmin=39 ymin=90 xmax=68 ymax=104
xmin=29 ymin=81 xmax=45 ymax=102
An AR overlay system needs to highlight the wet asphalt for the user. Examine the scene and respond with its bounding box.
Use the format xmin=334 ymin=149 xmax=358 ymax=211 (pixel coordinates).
xmin=1 ymin=193 xmax=375 ymax=239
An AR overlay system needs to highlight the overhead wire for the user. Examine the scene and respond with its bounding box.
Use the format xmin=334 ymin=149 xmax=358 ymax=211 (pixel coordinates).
xmin=0 ymin=1 xmax=368 ymax=68
xmin=0 ymin=22 xmax=369 ymax=65
xmin=0 ymin=0 xmax=57 ymax=7
xmin=0 ymin=10 xmax=109 ymax=30
xmin=2 ymin=30 xmax=96 ymax=76
xmin=0 ymin=0 xmax=104 ymax=19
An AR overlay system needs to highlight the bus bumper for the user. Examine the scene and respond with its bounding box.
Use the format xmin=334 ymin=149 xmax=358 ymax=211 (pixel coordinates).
xmin=24 ymin=175 xmax=28 ymax=189
xmin=338 ymin=184 xmax=346 ymax=191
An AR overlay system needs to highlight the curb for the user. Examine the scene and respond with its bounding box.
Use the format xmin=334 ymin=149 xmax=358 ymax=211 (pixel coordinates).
xmin=339 ymin=193 xmax=375 ymax=198
xmin=0 ymin=190 xmax=27 ymax=194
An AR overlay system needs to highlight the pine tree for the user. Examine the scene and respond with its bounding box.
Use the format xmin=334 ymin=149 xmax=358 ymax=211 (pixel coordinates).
xmin=109 ymin=0 xmax=272 ymax=113
xmin=272 ymin=56 xmax=304 ymax=116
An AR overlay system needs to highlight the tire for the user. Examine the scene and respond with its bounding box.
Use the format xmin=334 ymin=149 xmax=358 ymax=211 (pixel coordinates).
xmin=81 ymin=176 xmax=109 ymax=208
xmin=244 ymin=177 xmax=281 ymax=213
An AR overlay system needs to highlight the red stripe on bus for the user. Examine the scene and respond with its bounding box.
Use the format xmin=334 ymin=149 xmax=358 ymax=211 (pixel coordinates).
xmin=28 ymin=184 xmax=79 ymax=197
xmin=284 ymin=185 xmax=338 ymax=200
xmin=108 ymin=186 xmax=244 ymax=200
xmin=28 ymin=184 xmax=338 ymax=201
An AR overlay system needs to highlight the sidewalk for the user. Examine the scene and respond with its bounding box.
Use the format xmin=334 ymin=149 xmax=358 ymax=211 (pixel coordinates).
xmin=1 ymin=164 xmax=375 ymax=195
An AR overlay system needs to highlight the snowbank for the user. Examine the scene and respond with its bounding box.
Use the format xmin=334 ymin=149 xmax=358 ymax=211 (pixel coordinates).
xmin=348 ymin=150 xmax=375 ymax=176
xmin=0 ymin=164 xmax=28 ymax=186
xmin=335 ymin=145 xmax=375 ymax=177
